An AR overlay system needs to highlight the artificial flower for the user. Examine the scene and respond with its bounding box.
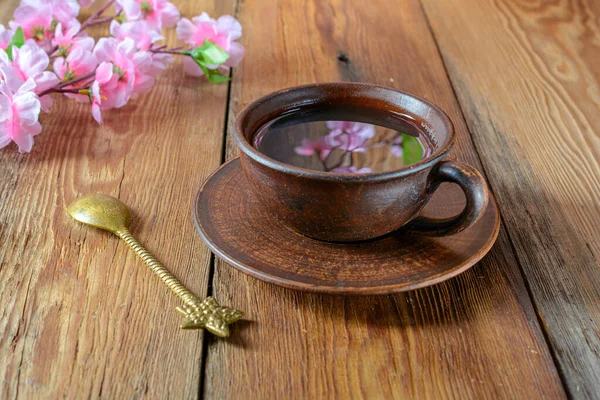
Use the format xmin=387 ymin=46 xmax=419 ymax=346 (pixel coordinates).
xmin=53 ymin=48 xmax=97 ymax=82
xmin=110 ymin=20 xmax=162 ymax=51
xmin=89 ymin=79 xmax=103 ymax=124
xmin=390 ymin=135 xmax=403 ymax=157
xmin=325 ymin=121 xmax=375 ymax=140
xmin=19 ymin=0 xmax=80 ymax=26
xmin=130 ymin=50 xmax=156 ymax=95
xmin=0 ymin=41 xmax=59 ymax=111
xmin=0 ymin=76 xmax=42 ymax=153
xmin=324 ymin=121 xmax=375 ymax=152
xmin=294 ymin=137 xmax=332 ymax=160
xmin=110 ymin=20 xmax=172 ymax=75
xmin=93 ymin=37 xmax=136 ymax=108
xmin=0 ymin=25 xmax=14 ymax=49
xmin=9 ymin=4 xmax=53 ymax=43
xmin=0 ymin=0 xmax=245 ymax=152
xmin=53 ymin=22 xmax=95 ymax=57
xmin=116 ymin=0 xmax=180 ymax=31
xmin=176 ymin=13 xmax=244 ymax=77
xmin=53 ymin=47 xmax=97 ymax=102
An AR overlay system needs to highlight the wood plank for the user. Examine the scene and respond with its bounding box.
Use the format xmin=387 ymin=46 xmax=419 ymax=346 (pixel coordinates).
xmin=0 ymin=1 xmax=233 ymax=397
xmin=204 ymin=0 xmax=566 ymax=398
xmin=418 ymin=0 xmax=600 ymax=397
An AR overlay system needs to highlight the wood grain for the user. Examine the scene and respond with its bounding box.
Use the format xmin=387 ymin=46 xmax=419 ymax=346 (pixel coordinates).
xmin=419 ymin=0 xmax=600 ymax=397
xmin=0 ymin=1 xmax=233 ymax=398
xmin=204 ymin=0 xmax=565 ymax=398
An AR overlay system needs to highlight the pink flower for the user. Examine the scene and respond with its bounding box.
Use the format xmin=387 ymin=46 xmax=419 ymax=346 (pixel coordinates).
xmin=53 ymin=47 xmax=97 ymax=101
xmin=390 ymin=135 xmax=403 ymax=157
xmin=177 ymin=13 xmax=244 ymax=77
xmin=323 ymin=121 xmax=375 ymax=153
xmin=88 ymin=62 xmax=117 ymax=124
xmin=294 ymin=139 xmax=317 ymax=156
xmin=9 ymin=4 xmax=54 ymax=43
xmin=0 ymin=25 xmax=14 ymax=49
xmin=116 ymin=0 xmax=180 ymax=31
xmin=0 ymin=42 xmax=59 ymax=112
xmin=294 ymin=137 xmax=332 ymax=160
xmin=93 ymin=37 xmax=136 ymax=109
xmin=9 ymin=0 xmax=80 ymax=45
xmin=110 ymin=20 xmax=172 ymax=76
xmin=325 ymin=121 xmax=375 ymax=139
xmin=130 ymin=51 xmax=156 ymax=95
xmin=48 ymin=0 xmax=80 ymax=26
xmin=0 ymin=76 xmax=42 ymax=153
xmin=54 ymin=48 xmax=97 ymax=82
xmin=20 ymin=0 xmax=80 ymax=25
xmin=391 ymin=145 xmax=403 ymax=157
xmin=110 ymin=20 xmax=162 ymax=51
xmin=53 ymin=22 xmax=95 ymax=57
xmin=89 ymin=79 xmax=103 ymax=124
xmin=325 ymin=130 xmax=368 ymax=153
xmin=330 ymin=166 xmax=372 ymax=174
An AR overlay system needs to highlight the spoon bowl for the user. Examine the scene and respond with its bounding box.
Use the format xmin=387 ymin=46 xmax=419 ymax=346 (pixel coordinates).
xmin=67 ymin=193 xmax=131 ymax=233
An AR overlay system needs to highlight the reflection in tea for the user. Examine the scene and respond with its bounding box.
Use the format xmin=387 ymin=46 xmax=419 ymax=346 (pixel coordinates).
xmin=253 ymin=110 xmax=431 ymax=174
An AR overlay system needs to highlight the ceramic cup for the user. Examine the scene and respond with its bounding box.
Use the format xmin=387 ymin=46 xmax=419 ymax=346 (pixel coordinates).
xmin=234 ymin=82 xmax=489 ymax=242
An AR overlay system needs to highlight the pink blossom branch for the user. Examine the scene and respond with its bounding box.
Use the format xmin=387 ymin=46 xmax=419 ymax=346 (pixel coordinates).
xmin=38 ymin=71 xmax=97 ymax=97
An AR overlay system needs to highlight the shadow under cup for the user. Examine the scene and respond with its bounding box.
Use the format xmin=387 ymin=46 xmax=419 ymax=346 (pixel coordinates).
xmin=234 ymin=83 xmax=488 ymax=242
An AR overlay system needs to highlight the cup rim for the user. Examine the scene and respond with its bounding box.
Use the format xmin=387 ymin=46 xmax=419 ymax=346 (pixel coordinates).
xmin=234 ymin=82 xmax=455 ymax=182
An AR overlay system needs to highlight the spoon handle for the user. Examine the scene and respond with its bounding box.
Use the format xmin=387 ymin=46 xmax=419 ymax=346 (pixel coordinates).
xmin=114 ymin=228 xmax=243 ymax=337
xmin=116 ymin=228 xmax=199 ymax=306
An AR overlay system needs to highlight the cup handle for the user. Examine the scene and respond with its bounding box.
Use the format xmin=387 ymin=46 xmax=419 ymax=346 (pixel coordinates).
xmin=407 ymin=160 xmax=489 ymax=236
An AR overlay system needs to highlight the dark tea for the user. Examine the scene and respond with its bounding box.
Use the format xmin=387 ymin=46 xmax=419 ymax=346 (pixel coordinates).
xmin=253 ymin=106 xmax=433 ymax=174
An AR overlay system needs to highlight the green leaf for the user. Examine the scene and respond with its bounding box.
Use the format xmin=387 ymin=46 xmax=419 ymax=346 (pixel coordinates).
xmin=188 ymin=41 xmax=230 ymax=65
xmin=186 ymin=42 xmax=231 ymax=84
xmin=206 ymin=72 xmax=230 ymax=84
xmin=193 ymin=59 xmax=230 ymax=83
xmin=402 ymin=133 xmax=423 ymax=165
xmin=199 ymin=41 xmax=230 ymax=65
xmin=5 ymin=27 xmax=25 ymax=60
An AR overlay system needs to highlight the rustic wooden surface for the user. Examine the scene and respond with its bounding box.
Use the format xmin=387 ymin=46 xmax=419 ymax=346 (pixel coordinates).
xmin=0 ymin=1 xmax=234 ymax=398
xmin=419 ymin=0 xmax=600 ymax=396
xmin=207 ymin=0 xmax=566 ymax=397
xmin=0 ymin=0 xmax=597 ymax=398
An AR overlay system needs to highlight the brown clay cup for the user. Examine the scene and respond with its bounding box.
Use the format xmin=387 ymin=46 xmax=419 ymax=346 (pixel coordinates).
xmin=234 ymin=82 xmax=489 ymax=242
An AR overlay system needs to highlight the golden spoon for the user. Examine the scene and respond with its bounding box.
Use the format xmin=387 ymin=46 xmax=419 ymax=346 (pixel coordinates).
xmin=67 ymin=193 xmax=243 ymax=337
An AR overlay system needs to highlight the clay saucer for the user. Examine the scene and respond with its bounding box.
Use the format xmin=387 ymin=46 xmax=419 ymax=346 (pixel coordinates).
xmin=194 ymin=158 xmax=500 ymax=295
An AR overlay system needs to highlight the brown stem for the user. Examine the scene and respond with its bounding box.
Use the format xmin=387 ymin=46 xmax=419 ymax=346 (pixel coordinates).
xmin=88 ymin=15 xmax=117 ymax=25
xmin=57 ymin=72 xmax=96 ymax=89
xmin=55 ymin=87 xmax=90 ymax=94
xmin=79 ymin=0 xmax=116 ymax=32
xmin=38 ymin=71 xmax=97 ymax=97
xmin=150 ymin=47 xmax=185 ymax=55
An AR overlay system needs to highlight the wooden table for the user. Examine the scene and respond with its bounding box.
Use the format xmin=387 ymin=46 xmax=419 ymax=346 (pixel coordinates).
xmin=1 ymin=0 xmax=598 ymax=398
